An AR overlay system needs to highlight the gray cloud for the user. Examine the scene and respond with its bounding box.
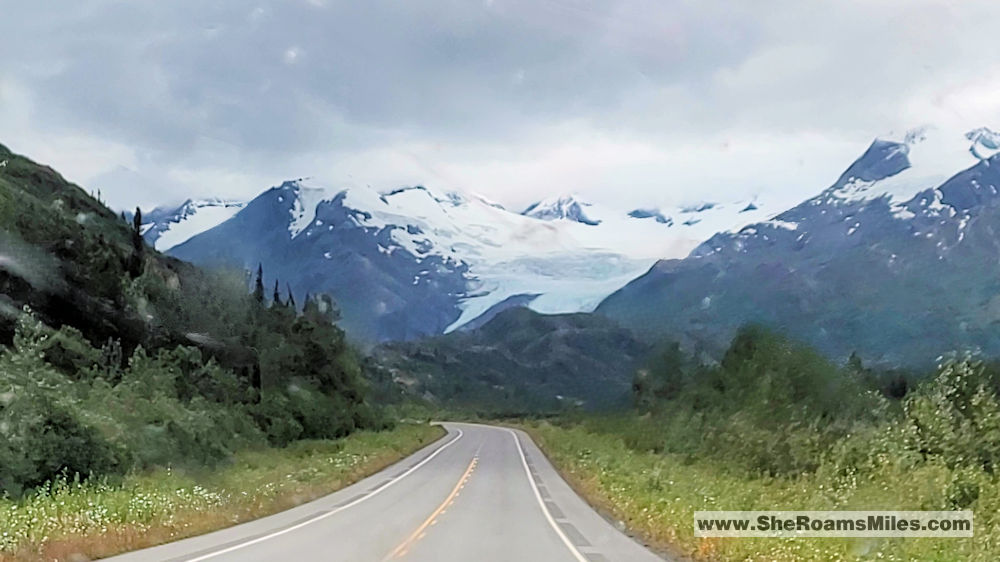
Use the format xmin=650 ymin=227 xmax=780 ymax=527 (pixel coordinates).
xmin=1 ymin=0 xmax=999 ymax=211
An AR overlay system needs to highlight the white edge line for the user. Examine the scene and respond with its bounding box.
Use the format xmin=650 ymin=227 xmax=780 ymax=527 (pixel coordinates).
xmin=508 ymin=428 xmax=589 ymax=562
xmin=184 ymin=428 xmax=464 ymax=561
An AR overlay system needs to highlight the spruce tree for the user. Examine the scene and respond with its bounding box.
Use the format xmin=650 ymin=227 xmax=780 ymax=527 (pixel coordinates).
xmin=253 ymin=264 xmax=266 ymax=304
xmin=127 ymin=207 xmax=145 ymax=278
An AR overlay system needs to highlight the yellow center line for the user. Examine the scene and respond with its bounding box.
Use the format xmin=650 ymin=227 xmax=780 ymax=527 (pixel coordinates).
xmin=383 ymin=456 xmax=479 ymax=560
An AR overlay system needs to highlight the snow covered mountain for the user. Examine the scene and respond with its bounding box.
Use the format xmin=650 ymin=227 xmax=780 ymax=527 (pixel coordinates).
xmin=599 ymin=126 xmax=1000 ymax=366
xmin=139 ymin=198 xmax=245 ymax=251
xmin=157 ymin=179 xmax=773 ymax=341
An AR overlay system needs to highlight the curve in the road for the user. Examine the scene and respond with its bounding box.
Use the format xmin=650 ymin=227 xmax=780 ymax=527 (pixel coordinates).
xmin=105 ymin=423 xmax=665 ymax=562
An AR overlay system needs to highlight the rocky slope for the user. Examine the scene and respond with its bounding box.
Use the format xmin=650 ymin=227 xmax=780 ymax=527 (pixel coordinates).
xmin=598 ymin=127 xmax=1000 ymax=366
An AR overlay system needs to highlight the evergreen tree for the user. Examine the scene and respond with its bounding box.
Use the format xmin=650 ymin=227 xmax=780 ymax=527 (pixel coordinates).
xmin=286 ymin=283 xmax=297 ymax=310
xmin=127 ymin=207 xmax=145 ymax=278
xmin=253 ymin=264 xmax=265 ymax=305
xmin=272 ymin=279 xmax=282 ymax=307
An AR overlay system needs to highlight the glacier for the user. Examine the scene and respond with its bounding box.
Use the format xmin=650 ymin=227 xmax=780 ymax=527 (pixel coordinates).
xmin=268 ymin=181 xmax=776 ymax=331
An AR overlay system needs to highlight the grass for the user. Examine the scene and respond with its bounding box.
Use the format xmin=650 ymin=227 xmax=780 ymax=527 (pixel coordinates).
xmin=0 ymin=423 xmax=444 ymax=562
xmin=523 ymin=419 xmax=1000 ymax=562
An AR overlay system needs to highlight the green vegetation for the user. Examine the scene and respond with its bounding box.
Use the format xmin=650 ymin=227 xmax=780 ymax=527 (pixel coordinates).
xmin=0 ymin=423 xmax=444 ymax=561
xmin=375 ymin=307 xmax=649 ymax=413
xmin=526 ymin=326 xmax=1000 ymax=561
xmin=0 ymin=141 xmax=396 ymax=501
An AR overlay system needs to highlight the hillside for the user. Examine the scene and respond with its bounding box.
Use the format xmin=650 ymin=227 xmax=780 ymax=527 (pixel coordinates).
xmin=373 ymin=307 xmax=651 ymax=412
xmin=0 ymin=142 xmax=383 ymax=496
xmin=0 ymin=141 xmax=149 ymax=346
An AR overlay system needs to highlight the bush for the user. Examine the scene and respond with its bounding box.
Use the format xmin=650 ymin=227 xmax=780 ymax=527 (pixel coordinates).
xmin=252 ymin=393 xmax=304 ymax=446
xmin=0 ymin=390 xmax=121 ymax=496
xmin=902 ymin=355 xmax=1000 ymax=473
xmin=0 ymin=311 xmax=268 ymax=495
xmin=0 ymin=312 xmax=121 ymax=495
xmin=630 ymin=326 xmax=881 ymax=476
xmin=77 ymin=346 xmax=265 ymax=469
xmin=252 ymin=380 xmax=363 ymax=445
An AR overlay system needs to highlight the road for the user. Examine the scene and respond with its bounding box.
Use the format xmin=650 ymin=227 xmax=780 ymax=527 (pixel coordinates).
xmin=107 ymin=423 xmax=664 ymax=562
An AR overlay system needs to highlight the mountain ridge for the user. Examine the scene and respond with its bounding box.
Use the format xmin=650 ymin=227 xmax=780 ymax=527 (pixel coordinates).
xmin=598 ymin=126 xmax=1000 ymax=366
xmin=152 ymin=179 xmax=771 ymax=341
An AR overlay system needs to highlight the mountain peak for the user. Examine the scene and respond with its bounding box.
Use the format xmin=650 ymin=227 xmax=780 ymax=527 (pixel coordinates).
xmin=140 ymin=197 xmax=247 ymax=251
xmin=833 ymin=138 xmax=912 ymax=189
xmin=823 ymin=126 xmax=996 ymax=211
xmin=522 ymin=194 xmax=601 ymax=225
xmin=175 ymin=197 xmax=244 ymax=215
xmin=274 ymin=179 xmax=329 ymax=238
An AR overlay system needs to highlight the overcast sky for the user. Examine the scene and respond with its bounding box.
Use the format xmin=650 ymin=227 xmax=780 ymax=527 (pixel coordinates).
xmin=2 ymin=0 xmax=999 ymax=212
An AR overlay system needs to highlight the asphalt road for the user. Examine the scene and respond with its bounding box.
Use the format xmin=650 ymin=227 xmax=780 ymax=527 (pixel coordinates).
xmin=106 ymin=423 xmax=664 ymax=562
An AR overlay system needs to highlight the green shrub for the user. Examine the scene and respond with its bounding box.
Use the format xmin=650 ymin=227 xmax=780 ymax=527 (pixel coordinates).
xmin=78 ymin=347 xmax=265 ymax=469
xmin=253 ymin=393 xmax=304 ymax=446
xmin=902 ymin=355 xmax=1000 ymax=473
xmin=0 ymin=311 xmax=268 ymax=495
xmin=39 ymin=325 xmax=102 ymax=377
xmin=0 ymin=312 xmax=121 ymax=495
xmin=0 ymin=390 xmax=121 ymax=496
xmin=630 ymin=326 xmax=881 ymax=476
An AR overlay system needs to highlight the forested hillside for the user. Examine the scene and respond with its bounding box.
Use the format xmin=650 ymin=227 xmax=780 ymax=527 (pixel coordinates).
xmin=0 ymin=142 xmax=388 ymax=496
xmin=374 ymin=307 xmax=650 ymax=412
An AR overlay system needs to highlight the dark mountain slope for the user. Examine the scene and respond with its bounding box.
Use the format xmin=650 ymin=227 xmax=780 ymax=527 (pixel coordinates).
xmin=374 ymin=307 xmax=651 ymax=411
xmin=169 ymin=182 xmax=470 ymax=342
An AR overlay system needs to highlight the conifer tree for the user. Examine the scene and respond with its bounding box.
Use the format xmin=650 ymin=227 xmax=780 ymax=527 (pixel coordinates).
xmin=127 ymin=207 xmax=145 ymax=278
xmin=253 ymin=264 xmax=266 ymax=304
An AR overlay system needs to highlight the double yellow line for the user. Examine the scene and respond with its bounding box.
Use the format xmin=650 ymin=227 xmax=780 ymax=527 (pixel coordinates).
xmin=383 ymin=456 xmax=479 ymax=560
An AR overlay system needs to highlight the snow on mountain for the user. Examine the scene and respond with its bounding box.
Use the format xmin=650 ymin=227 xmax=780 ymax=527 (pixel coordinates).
xmin=690 ymin=126 xmax=1000 ymax=263
xmin=146 ymin=124 xmax=1000 ymax=347
xmin=158 ymin=178 xmax=773 ymax=339
xmin=284 ymin=179 xmax=327 ymax=237
xmin=141 ymin=198 xmax=246 ymax=251
xmin=307 ymin=185 xmax=661 ymax=330
xmin=827 ymin=126 xmax=986 ymax=208
xmin=323 ymin=184 xmax=778 ymax=331
xmin=599 ymin=125 xmax=1000 ymax=366
xmin=159 ymin=128 xmax=999 ymax=343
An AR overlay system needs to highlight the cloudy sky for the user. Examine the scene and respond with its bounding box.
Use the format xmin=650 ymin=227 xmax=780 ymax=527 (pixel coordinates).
xmin=2 ymin=0 xmax=999 ymax=213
